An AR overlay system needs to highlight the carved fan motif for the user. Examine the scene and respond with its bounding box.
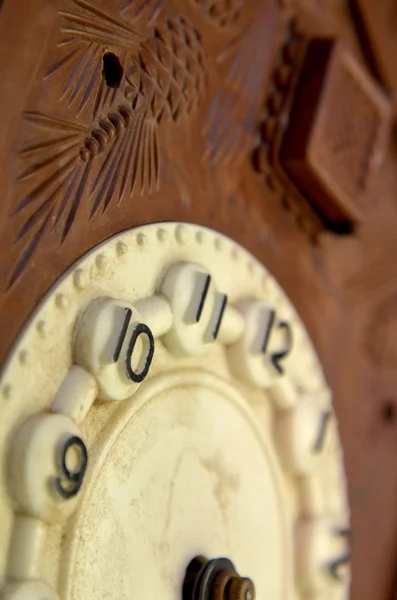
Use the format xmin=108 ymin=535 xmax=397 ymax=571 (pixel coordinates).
xmin=11 ymin=0 xmax=207 ymax=287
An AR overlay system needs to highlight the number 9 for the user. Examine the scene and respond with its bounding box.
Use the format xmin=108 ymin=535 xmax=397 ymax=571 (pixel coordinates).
xmin=8 ymin=413 xmax=88 ymax=523
xmin=54 ymin=435 xmax=88 ymax=499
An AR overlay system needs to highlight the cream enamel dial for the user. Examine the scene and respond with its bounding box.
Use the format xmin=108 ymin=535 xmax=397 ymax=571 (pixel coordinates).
xmin=0 ymin=223 xmax=349 ymax=600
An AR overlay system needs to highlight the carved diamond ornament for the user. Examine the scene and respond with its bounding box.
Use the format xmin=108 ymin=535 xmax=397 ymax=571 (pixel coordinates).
xmin=281 ymin=38 xmax=391 ymax=228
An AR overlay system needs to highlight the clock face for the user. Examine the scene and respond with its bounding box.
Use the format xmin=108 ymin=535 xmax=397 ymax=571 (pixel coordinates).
xmin=0 ymin=223 xmax=349 ymax=600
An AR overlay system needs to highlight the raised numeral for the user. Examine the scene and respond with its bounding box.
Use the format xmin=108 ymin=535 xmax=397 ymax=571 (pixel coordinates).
xmin=125 ymin=323 xmax=155 ymax=382
xmin=113 ymin=309 xmax=155 ymax=382
xmin=261 ymin=309 xmax=277 ymax=353
xmin=55 ymin=435 xmax=88 ymax=500
xmin=113 ymin=308 xmax=133 ymax=362
xmin=327 ymin=529 xmax=350 ymax=583
xmin=74 ymin=298 xmax=156 ymax=400
xmin=8 ymin=413 xmax=88 ymax=521
xmin=313 ymin=410 xmax=332 ymax=452
xmin=269 ymin=320 xmax=293 ymax=374
xmin=160 ymin=263 xmax=228 ymax=355
xmin=206 ymin=293 xmax=228 ymax=342
xmin=194 ymin=274 xmax=211 ymax=323
xmin=227 ymin=300 xmax=294 ymax=388
xmin=262 ymin=311 xmax=293 ymax=374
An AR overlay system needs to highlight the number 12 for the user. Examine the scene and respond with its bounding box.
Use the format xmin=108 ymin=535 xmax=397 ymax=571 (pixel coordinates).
xmin=262 ymin=310 xmax=293 ymax=375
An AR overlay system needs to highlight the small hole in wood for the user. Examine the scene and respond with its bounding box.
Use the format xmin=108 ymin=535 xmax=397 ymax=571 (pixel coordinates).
xmin=102 ymin=53 xmax=123 ymax=88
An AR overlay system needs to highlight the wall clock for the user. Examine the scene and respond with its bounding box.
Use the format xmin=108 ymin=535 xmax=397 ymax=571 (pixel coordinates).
xmin=0 ymin=1 xmax=396 ymax=599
